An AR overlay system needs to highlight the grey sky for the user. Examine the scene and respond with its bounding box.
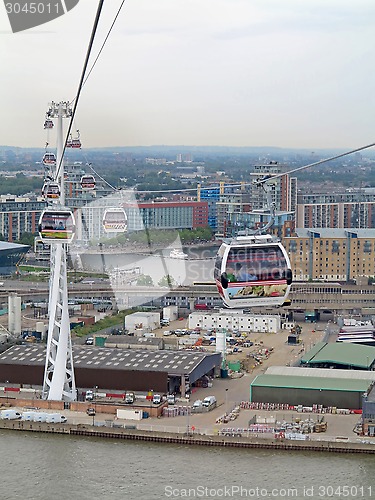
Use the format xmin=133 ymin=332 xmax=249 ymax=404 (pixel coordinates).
xmin=1 ymin=0 xmax=375 ymax=149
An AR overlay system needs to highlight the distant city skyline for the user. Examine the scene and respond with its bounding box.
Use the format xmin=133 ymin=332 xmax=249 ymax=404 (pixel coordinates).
xmin=1 ymin=1 xmax=375 ymax=150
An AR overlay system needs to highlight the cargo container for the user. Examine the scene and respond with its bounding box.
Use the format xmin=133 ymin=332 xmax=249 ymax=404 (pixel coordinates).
xmin=116 ymin=409 xmax=142 ymax=420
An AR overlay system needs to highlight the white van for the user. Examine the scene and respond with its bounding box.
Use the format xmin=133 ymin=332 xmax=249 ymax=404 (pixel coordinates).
xmin=21 ymin=411 xmax=37 ymax=421
xmin=152 ymin=394 xmax=162 ymax=404
xmin=33 ymin=413 xmax=48 ymax=423
xmin=85 ymin=390 xmax=94 ymax=401
xmin=1 ymin=410 xmax=21 ymax=420
xmin=202 ymin=396 xmax=217 ymax=409
xmin=45 ymin=413 xmax=67 ymax=424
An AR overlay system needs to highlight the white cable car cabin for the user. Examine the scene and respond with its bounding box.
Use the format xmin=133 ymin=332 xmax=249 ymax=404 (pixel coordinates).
xmin=80 ymin=175 xmax=96 ymax=190
xmin=42 ymin=153 xmax=57 ymax=166
xmin=38 ymin=209 xmax=75 ymax=243
xmin=66 ymin=131 xmax=81 ymax=148
xmin=66 ymin=138 xmax=81 ymax=148
xmin=214 ymin=234 xmax=292 ymax=309
xmin=102 ymin=208 xmax=127 ymax=233
xmin=42 ymin=181 xmax=60 ymax=200
xmin=44 ymin=119 xmax=54 ymax=129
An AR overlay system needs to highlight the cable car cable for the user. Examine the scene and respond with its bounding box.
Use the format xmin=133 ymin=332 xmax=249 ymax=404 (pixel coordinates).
xmin=133 ymin=141 xmax=375 ymax=196
xmin=55 ymin=0 xmax=105 ymax=182
xmin=70 ymin=0 xmax=127 ymax=105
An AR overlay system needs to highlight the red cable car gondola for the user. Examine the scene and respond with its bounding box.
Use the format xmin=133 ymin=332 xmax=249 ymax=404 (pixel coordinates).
xmin=102 ymin=208 xmax=127 ymax=233
xmin=44 ymin=119 xmax=54 ymax=129
xmin=42 ymin=181 xmax=60 ymax=200
xmin=38 ymin=208 xmax=75 ymax=243
xmin=42 ymin=153 xmax=56 ymax=166
xmin=214 ymin=234 xmax=292 ymax=309
xmin=66 ymin=131 xmax=81 ymax=148
xmin=80 ymin=174 xmax=96 ymax=190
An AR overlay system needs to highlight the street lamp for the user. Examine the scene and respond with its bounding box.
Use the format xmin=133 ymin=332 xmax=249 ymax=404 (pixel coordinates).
xmin=225 ymin=388 xmax=229 ymax=415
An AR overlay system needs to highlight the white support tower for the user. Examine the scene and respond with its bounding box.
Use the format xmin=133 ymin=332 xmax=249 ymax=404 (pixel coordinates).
xmin=42 ymin=101 xmax=76 ymax=401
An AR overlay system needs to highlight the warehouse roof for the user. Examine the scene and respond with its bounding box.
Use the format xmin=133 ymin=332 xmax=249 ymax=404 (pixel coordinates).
xmin=251 ymin=374 xmax=372 ymax=393
xmin=266 ymin=366 xmax=375 ymax=382
xmin=300 ymin=342 xmax=326 ymax=363
xmin=0 ymin=345 xmax=221 ymax=379
xmin=300 ymin=342 xmax=375 ymax=369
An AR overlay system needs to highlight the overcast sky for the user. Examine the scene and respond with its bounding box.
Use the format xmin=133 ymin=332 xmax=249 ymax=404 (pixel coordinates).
xmin=1 ymin=0 xmax=375 ymax=150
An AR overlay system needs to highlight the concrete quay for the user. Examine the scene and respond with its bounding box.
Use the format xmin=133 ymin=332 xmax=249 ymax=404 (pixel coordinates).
xmin=1 ymin=418 xmax=375 ymax=454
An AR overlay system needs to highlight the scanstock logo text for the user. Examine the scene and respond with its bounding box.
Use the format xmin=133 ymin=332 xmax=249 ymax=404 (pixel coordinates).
xmin=4 ymin=0 xmax=79 ymax=33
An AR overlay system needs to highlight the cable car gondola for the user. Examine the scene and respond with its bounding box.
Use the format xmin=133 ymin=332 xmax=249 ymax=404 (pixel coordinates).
xmin=38 ymin=208 xmax=75 ymax=243
xmin=80 ymin=174 xmax=96 ymax=190
xmin=102 ymin=208 xmax=127 ymax=233
xmin=42 ymin=181 xmax=60 ymax=200
xmin=66 ymin=131 xmax=81 ymax=148
xmin=42 ymin=152 xmax=57 ymax=166
xmin=44 ymin=119 xmax=54 ymax=129
xmin=214 ymin=234 xmax=292 ymax=309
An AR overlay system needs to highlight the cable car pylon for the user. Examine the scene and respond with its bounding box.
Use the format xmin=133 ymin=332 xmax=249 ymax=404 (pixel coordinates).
xmin=41 ymin=101 xmax=76 ymax=402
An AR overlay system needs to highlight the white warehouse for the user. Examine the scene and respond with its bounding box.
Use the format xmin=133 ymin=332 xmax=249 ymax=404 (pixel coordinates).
xmin=125 ymin=312 xmax=161 ymax=334
xmin=188 ymin=310 xmax=281 ymax=333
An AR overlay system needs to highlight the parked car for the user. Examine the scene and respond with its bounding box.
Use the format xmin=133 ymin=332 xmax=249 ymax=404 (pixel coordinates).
xmin=86 ymin=408 xmax=96 ymax=416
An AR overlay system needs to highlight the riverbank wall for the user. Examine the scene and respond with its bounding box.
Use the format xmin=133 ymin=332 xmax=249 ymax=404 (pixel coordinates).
xmin=1 ymin=419 xmax=374 ymax=454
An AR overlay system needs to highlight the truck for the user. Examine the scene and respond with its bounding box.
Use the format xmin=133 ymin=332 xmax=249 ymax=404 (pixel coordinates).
xmin=202 ymin=396 xmax=217 ymax=409
xmin=194 ymin=303 xmax=209 ymax=310
xmin=45 ymin=413 xmax=67 ymax=424
xmin=0 ymin=409 xmax=21 ymax=420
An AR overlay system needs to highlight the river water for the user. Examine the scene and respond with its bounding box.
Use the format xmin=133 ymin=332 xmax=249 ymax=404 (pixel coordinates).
xmin=1 ymin=430 xmax=374 ymax=499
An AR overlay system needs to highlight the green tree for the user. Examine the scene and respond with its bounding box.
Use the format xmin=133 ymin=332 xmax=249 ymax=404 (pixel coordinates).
xmin=158 ymin=274 xmax=175 ymax=288
xmin=136 ymin=275 xmax=154 ymax=286
xmin=16 ymin=232 xmax=36 ymax=246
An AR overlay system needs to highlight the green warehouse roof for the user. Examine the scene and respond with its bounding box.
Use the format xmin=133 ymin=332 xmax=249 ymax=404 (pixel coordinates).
xmin=251 ymin=374 xmax=373 ymax=393
xmin=300 ymin=342 xmax=375 ymax=370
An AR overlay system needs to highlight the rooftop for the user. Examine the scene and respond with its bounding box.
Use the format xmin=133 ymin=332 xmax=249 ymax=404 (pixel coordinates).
xmin=266 ymin=366 xmax=375 ymax=381
xmin=0 ymin=345 xmax=221 ymax=377
xmin=251 ymin=374 xmax=373 ymax=393
xmin=294 ymin=228 xmax=375 ymax=239
xmin=300 ymin=342 xmax=375 ymax=369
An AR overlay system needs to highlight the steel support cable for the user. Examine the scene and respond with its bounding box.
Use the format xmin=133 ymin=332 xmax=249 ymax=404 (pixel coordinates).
xmin=55 ymin=0 xmax=105 ymax=182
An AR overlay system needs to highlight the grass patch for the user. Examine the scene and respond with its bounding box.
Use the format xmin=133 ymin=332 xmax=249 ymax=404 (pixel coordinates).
xmin=72 ymin=310 xmax=133 ymax=337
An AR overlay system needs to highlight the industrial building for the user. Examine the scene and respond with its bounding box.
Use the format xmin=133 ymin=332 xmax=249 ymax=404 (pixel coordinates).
xmin=362 ymin=383 xmax=375 ymax=436
xmin=124 ymin=312 xmax=161 ymax=334
xmin=0 ymin=241 xmax=30 ymax=275
xmin=250 ymin=365 xmax=375 ymax=409
xmin=188 ymin=310 xmax=281 ymax=333
xmin=0 ymin=345 xmax=221 ymax=396
xmin=103 ymin=335 xmax=163 ymax=351
xmin=300 ymin=342 xmax=375 ymax=370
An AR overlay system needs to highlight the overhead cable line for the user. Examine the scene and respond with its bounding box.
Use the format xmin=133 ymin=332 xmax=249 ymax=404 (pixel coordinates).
xmin=55 ymin=0 xmax=105 ymax=182
xmin=133 ymin=141 xmax=375 ymax=195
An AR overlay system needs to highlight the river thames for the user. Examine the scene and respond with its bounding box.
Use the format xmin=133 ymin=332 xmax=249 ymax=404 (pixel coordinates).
xmin=1 ymin=430 xmax=374 ymax=499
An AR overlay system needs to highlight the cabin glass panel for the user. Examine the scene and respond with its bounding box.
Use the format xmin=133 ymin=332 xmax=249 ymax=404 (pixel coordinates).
xmin=224 ymin=245 xmax=289 ymax=301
